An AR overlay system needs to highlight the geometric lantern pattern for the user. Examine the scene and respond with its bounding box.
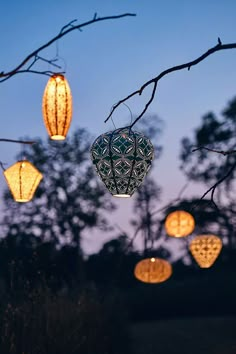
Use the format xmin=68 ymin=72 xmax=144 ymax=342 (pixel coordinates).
xmin=3 ymin=160 xmax=43 ymax=202
xmin=189 ymin=234 xmax=222 ymax=268
xmin=165 ymin=210 xmax=195 ymax=238
xmin=134 ymin=257 xmax=172 ymax=284
xmin=90 ymin=127 xmax=154 ymax=197
xmin=42 ymin=74 xmax=72 ymax=140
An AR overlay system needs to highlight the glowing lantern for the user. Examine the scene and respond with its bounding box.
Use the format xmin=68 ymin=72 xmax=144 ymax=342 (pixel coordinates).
xmin=134 ymin=257 xmax=172 ymax=283
xmin=165 ymin=210 xmax=195 ymax=237
xmin=189 ymin=234 xmax=222 ymax=268
xmin=90 ymin=127 xmax=154 ymax=197
xmin=3 ymin=160 xmax=43 ymax=202
xmin=42 ymin=74 xmax=72 ymax=140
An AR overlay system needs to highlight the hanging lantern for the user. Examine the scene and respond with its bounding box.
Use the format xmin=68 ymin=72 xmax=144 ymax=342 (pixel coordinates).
xmin=90 ymin=127 xmax=154 ymax=197
xmin=134 ymin=257 xmax=172 ymax=283
xmin=3 ymin=160 xmax=43 ymax=202
xmin=189 ymin=234 xmax=222 ymax=268
xmin=42 ymin=74 xmax=72 ymax=140
xmin=165 ymin=210 xmax=195 ymax=238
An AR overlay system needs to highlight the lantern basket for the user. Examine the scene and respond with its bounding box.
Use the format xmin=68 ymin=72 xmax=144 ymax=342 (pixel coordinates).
xmin=3 ymin=160 xmax=43 ymax=202
xmin=189 ymin=234 xmax=222 ymax=268
xmin=42 ymin=74 xmax=72 ymax=140
xmin=165 ymin=210 xmax=195 ymax=238
xmin=134 ymin=257 xmax=172 ymax=284
xmin=90 ymin=127 xmax=154 ymax=197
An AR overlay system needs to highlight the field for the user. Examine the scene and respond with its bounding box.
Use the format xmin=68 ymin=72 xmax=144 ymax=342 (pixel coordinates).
xmin=130 ymin=317 xmax=236 ymax=354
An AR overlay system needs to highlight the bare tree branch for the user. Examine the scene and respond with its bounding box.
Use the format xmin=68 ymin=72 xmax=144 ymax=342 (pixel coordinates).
xmin=196 ymin=161 xmax=236 ymax=208
xmin=0 ymin=138 xmax=35 ymax=145
xmin=105 ymin=39 xmax=236 ymax=126
xmin=0 ymin=13 xmax=136 ymax=82
xmin=192 ymin=146 xmax=236 ymax=155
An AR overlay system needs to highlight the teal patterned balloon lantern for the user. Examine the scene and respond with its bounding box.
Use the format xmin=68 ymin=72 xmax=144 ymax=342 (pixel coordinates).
xmin=90 ymin=127 xmax=154 ymax=197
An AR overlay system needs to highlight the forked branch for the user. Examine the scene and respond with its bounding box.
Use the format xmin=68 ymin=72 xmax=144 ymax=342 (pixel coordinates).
xmin=105 ymin=38 xmax=236 ymax=127
xmin=0 ymin=13 xmax=136 ymax=82
xmin=192 ymin=146 xmax=236 ymax=209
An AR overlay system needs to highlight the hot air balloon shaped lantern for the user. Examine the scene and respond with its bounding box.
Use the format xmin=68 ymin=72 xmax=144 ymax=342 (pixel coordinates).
xmin=42 ymin=74 xmax=72 ymax=140
xmin=3 ymin=160 xmax=43 ymax=202
xmin=134 ymin=257 xmax=172 ymax=284
xmin=165 ymin=210 xmax=195 ymax=237
xmin=189 ymin=234 xmax=222 ymax=268
xmin=91 ymin=127 xmax=154 ymax=197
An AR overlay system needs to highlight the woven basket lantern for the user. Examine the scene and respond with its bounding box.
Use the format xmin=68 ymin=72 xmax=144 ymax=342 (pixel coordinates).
xmin=42 ymin=74 xmax=72 ymax=140
xmin=4 ymin=160 xmax=43 ymax=202
xmin=165 ymin=210 xmax=195 ymax=238
xmin=134 ymin=257 xmax=172 ymax=284
xmin=91 ymin=127 xmax=154 ymax=197
xmin=189 ymin=234 xmax=222 ymax=268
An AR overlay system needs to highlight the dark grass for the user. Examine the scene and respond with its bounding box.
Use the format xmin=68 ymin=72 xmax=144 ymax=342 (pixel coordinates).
xmin=130 ymin=316 xmax=236 ymax=354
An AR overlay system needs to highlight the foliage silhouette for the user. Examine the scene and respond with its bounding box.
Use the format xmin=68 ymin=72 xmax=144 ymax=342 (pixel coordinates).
xmin=180 ymin=96 xmax=236 ymax=204
xmin=2 ymin=128 xmax=115 ymax=253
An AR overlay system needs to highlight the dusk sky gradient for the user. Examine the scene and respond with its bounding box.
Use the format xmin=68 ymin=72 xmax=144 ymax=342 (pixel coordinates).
xmin=1 ymin=0 xmax=236 ymax=254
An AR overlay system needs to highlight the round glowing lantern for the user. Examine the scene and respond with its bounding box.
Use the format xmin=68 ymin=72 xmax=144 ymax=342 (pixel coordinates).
xmin=90 ymin=127 xmax=154 ymax=197
xmin=3 ymin=160 xmax=43 ymax=202
xmin=42 ymin=74 xmax=72 ymax=140
xmin=189 ymin=234 xmax=222 ymax=268
xmin=165 ymin=210 xmax=195 ymax=237
xmin=134 ymin=257 xmax=172 ymax=283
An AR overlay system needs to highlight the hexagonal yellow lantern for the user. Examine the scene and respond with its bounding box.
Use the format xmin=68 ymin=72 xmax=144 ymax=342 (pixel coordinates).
xmin=134 ymin=257 xmax=172 ymax=284
xmin=165 ymin=210 xmax=195 ymax=238
xmin=189 ymin=234 xmax=222 ymax=268
xmin=3 ymin=160 xmax=43 ymax=202
xmin=42 ymin=74 xmax=72 ymax=140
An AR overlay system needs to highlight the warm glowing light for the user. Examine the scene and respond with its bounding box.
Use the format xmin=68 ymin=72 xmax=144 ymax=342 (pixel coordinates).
xmin=42 ymin=74 xmax=72 ymax=140
xmin=91 ymin=128 xmax=154 ymax=197
xmin=165 ymin=210 xmax=195 ymax=237
xmin=3 ymin=160 xmax=43 ymax=202
xmin=113 ymin=194 xmax=131 ymax=198
xmin=134 ymin=258 xmax=172 ymax=283
xmin=189 ymin=234 xmax=222 ymax=268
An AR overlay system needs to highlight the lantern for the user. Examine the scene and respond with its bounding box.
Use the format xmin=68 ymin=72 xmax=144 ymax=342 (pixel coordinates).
xmin=165 ymin=210 xmax=195 ymax=237
xmin=90 ymin=127 xmax=154 ymax=197
xmin=3 ymin=160 xmax=43 ymax=202
xmin=134 ymin=257 xmax=172 ymax=283
xmin=42 ymin=74 xmax=72 ymax=140
xmin=189 ymin=234 xmax=222 ymax=268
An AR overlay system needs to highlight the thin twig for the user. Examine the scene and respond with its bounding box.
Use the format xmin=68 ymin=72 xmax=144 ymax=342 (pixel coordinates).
xmin=0 ymin=138 xmax=35 ymax=145
xmin=192 ymin=146 xmax=236 ymax=155
xmin=198 ymin=161 xmax=236 ymax=207
xmin=0 ymin=161 xmax=7 ymax=171
xmin=105 ymin=39 xmax=236 ymax=126
xmin=0 ymin=13 xmax=136 ymax=81
xmin=151 ymin=182 xmax=189 ymax=217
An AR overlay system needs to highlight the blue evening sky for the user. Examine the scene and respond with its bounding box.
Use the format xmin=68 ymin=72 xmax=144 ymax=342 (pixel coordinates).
xmin=0 ymin=0 xmax=236 ymax=253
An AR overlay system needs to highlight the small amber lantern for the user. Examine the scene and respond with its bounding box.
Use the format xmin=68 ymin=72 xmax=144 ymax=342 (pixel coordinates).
xmin=189 ymin=234 xmax=222 ymax=268
xmin=4 ymin=160 xmax=43 ymax=202
xmin=165 ymin=210 xmax=195 ymax=237
xmin=42 ymin=74 xmax=72 ymax=140
xmin=134 ymin=257 xmax=172 ymax=284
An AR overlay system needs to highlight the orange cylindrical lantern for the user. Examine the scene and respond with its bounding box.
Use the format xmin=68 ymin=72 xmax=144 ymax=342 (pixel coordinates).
xmin=134 ymin=257 xmax=172 ymax=284
xmin=3 ymin=160 xmax=43 ymax=202
xmin=189 ymin=234 xmax=222 ymax=268
xmin=165 ymin=210 xmax=195 ymax=237
xmin=42 ymin=74 xmax=72 ymax=140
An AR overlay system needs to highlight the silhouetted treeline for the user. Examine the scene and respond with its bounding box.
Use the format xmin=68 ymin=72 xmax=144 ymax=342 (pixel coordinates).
xmin=0 ymin=231 xmax=236 ymax=323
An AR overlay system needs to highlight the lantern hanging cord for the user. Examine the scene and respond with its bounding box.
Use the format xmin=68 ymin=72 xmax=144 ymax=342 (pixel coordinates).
xmin=108 ymin=105 xmax=117 ymax=130
xmin=122 ymin=102 xmax=133 ymax=125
